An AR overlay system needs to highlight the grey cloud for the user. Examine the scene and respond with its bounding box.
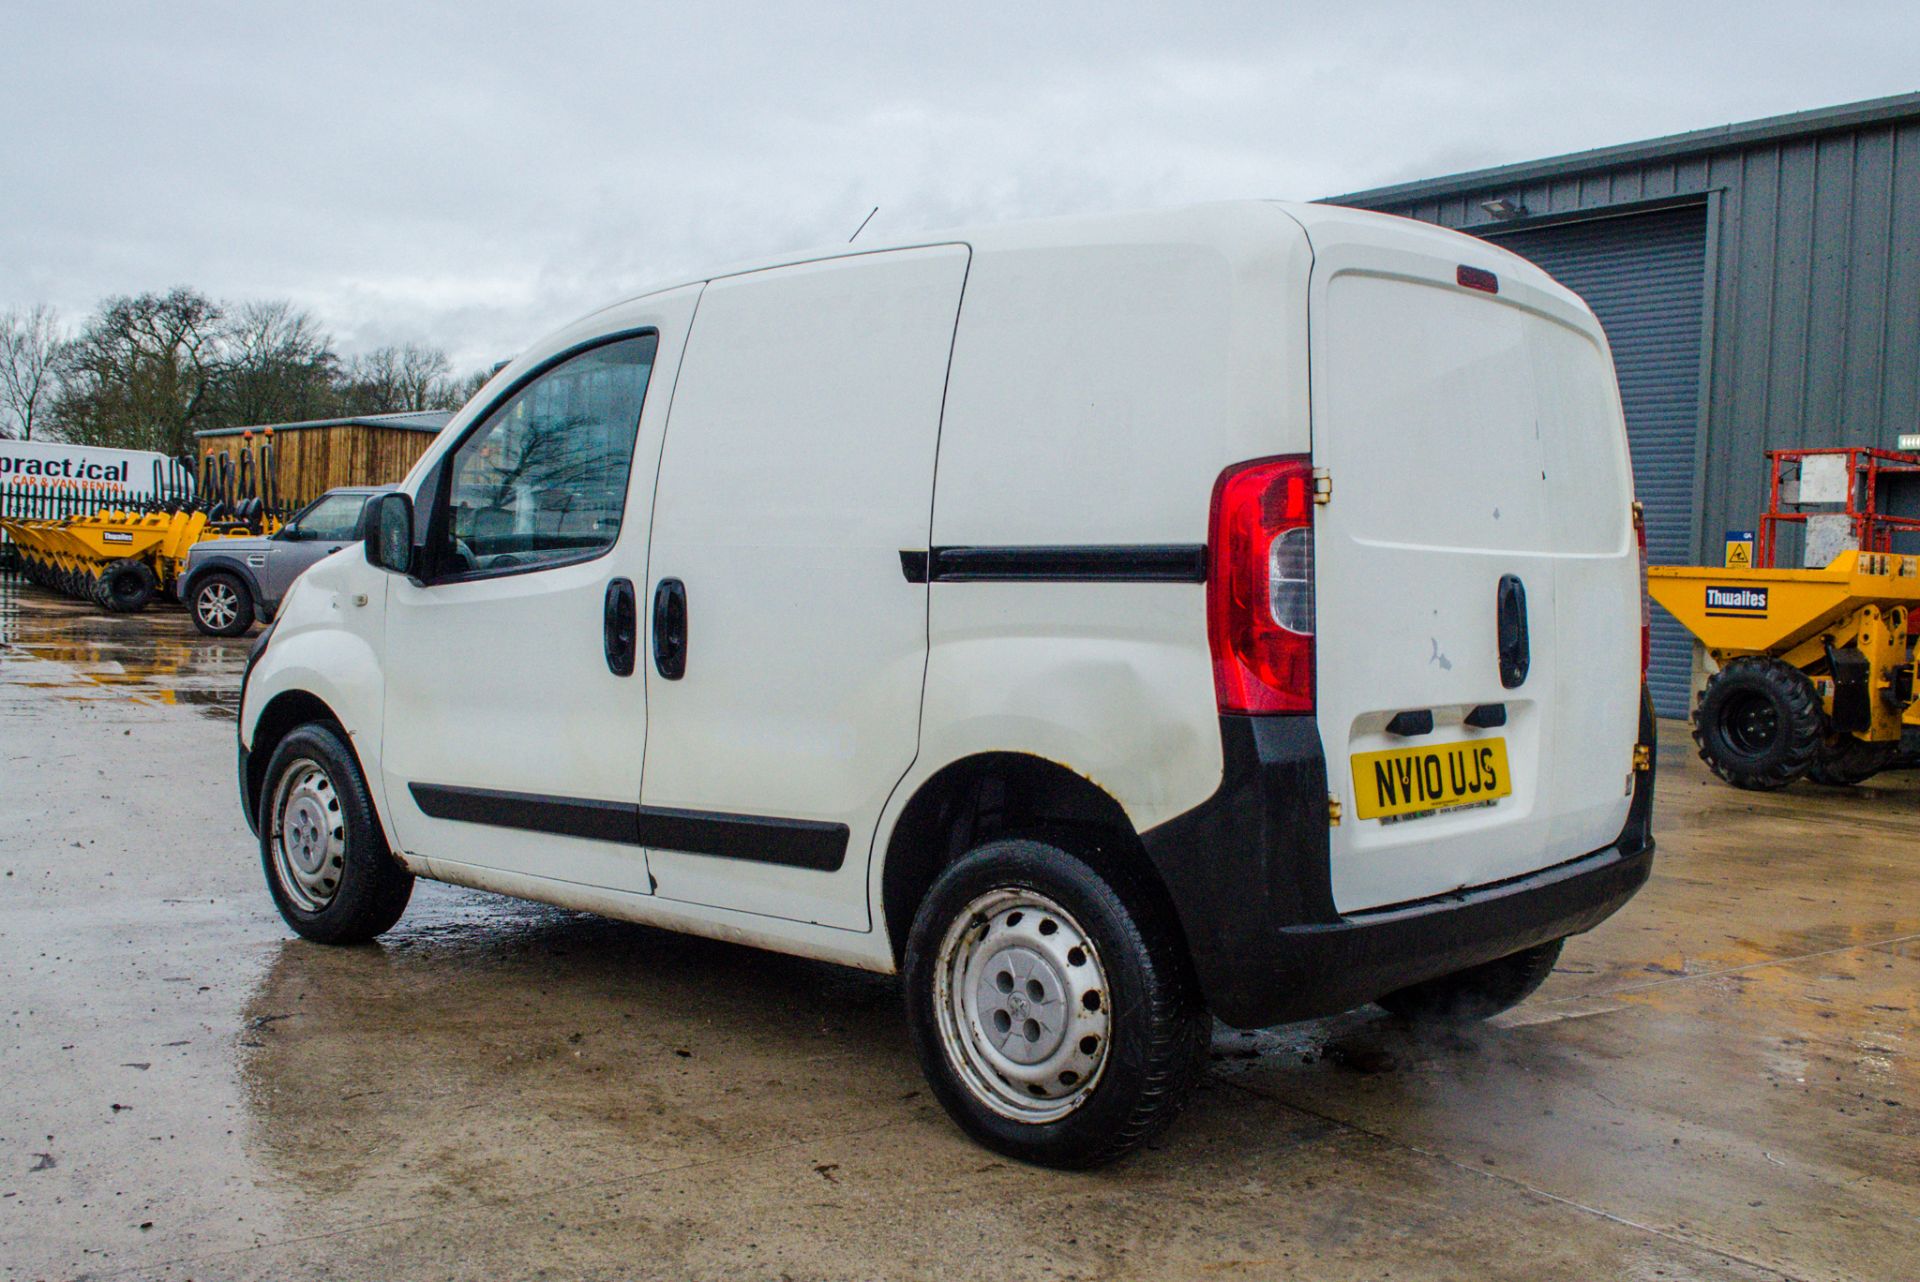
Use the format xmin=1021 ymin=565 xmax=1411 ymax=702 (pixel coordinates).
xmin=1 ymin=1 xmax=1913 ymax=369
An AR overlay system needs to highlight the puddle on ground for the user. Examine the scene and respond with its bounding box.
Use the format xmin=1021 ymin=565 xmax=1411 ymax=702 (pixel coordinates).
xmin=0 ymin=569 xmax=249 ymax=717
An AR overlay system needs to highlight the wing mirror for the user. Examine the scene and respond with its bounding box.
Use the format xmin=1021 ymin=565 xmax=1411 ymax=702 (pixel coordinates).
xmin=365 ymin=492 xmax=416 ymax=576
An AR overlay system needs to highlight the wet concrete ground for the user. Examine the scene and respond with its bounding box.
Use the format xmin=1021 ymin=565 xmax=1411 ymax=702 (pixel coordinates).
xmin=1 ymin=573 xmax=1913 ymax=1282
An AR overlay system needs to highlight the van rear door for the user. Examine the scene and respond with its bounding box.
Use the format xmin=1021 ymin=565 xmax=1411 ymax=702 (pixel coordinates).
xmin=1294 ymin=208 xmax=1640 ymax=914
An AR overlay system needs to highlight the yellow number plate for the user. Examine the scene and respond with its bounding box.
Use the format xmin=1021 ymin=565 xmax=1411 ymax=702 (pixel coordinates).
xmin=1350 ymin=737 xmax=1511 ymax=822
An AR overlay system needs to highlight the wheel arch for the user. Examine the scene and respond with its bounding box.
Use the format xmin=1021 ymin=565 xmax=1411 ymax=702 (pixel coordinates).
xmin=245 ymin=689 xmax=347 ymax=827
xmin=879 ymin=752 xmax=1193 ymax=976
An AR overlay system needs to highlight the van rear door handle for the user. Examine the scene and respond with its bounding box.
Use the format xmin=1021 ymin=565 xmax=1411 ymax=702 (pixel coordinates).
xmin=604 ymin=578 xmax=637 ymax=676
xmin=652 ymin=578 xmax=687 ymax=680
xmin=1496 ymin=574 xmax=1530 ymax=688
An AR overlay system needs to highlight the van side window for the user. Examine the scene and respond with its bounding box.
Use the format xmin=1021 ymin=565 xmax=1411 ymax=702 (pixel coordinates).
xmin=441 ymin=334 xmax=657 ymax=574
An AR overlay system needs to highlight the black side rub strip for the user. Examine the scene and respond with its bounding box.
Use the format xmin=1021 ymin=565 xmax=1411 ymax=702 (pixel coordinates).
xmin=900 ymin=544 xmax=1207 ymax=584
xmin=408 ymin=783 xmax=849 ymax=871
xmin=410 ymin=784 xmax=634 ymax=843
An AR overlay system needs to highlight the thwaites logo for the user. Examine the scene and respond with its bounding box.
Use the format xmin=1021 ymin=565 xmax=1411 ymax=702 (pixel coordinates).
xmin=102 ymin=531 xmax=134 ymax=544
xmin=1704 ymin=584 xmax=1768 ymax=616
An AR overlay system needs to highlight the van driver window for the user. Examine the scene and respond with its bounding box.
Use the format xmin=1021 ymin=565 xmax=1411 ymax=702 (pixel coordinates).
xmin=442 ymin=334 xmax=657 ymax=574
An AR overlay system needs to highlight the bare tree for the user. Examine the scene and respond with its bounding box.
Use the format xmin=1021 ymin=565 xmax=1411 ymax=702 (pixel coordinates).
xmin=220 ymin=300 xmax=336 ymax=426
xmin=339 ymin=343 xmax=456 ymax=414
xmin=53 ymin=288 xmax=225 ymax=453
xmin=337 ymin=347 xmax=402 ymax=414
xmin=434 ymin=367 xmax=494 ymax=411
xmin=42 ymin=285 xmax=474 ymax=444
xmin=396 ymin=343 xmax=450 ymax=411
xmin=0 ymin=304 xmax=65 ymax=440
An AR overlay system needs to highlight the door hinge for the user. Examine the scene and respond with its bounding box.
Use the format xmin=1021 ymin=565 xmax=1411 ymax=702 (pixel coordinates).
xmin=1312 ymin=468 xmax=1333 ymax=505
xmin=1327 ymin=794 xmax=1343 ymax=826
xmin=1632 ymin=743 xmax=1652 ymax=771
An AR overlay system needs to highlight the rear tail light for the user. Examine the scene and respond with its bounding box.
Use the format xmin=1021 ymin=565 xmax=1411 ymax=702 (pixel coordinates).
xmin=1634 ymin=501 xmax=1650 ymax=678
xmin=1456 ymin=264 xmax=1500 ymax=294
xmin=1208 ymin=456 xmax=1315 ymax=713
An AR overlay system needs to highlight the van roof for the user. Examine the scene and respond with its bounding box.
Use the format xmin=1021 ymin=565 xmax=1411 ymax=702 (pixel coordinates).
xmin=579 ymin=198 xmax=1576 ymax=324
xmin=578 ymin=201 xmax=1300 ymax=319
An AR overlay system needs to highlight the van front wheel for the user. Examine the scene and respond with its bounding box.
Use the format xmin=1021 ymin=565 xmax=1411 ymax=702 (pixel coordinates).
xmin=904 ymin=839 xmax=1210 ymax=1169
xmin=259 ymin=722 xmax=413 ymax=944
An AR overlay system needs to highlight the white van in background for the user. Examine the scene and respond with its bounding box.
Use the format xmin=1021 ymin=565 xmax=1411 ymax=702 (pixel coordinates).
xmin=235 ymin=202 xmax=1654 ymax=1168
xmin=0 ymin=438 xmax=177 ymax=499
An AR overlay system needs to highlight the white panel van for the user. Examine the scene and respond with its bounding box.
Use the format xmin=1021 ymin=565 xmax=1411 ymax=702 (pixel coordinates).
xmin=237 ymin=202 xmax=1654 ymax=1168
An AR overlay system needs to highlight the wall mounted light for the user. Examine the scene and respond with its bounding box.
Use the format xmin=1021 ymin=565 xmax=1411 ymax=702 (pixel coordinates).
xmin=1479 ymin=198 xmax=1528 ymax=220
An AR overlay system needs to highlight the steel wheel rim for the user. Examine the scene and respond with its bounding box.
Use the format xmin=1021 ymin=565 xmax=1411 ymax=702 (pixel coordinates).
xmin=933 ymin=887 xmax=1112 ymax=1123
xmin=1723 ymin=691 xmax=1780 ymax=758
xmin=198 ymin=582 xmax=237 ymax=630
xmin=270 ymin=757 xmax=345 ymax=913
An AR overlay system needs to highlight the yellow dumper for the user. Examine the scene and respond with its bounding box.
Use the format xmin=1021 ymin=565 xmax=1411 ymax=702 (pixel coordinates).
xmin=1 ymin=439 xmax=281 ymax=613
xmin=1648 ymin=550 xmax=1920 ymax=788
xmin=0 ymin=503 xmax=223 ymax=611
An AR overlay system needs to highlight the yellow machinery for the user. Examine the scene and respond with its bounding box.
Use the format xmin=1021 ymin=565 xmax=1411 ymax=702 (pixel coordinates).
xmin=1 ymin=503 xmax=229 ymax=611
xmin=0 ymin=439 xmax=282 ymax=613
xmin=1649 ymin=550 xmax=1920 ymax=788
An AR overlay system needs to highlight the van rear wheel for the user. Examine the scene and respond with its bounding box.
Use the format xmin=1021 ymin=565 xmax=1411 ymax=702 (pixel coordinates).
xmin=904 ymin=838 xmax=1210 ymax=1169
xmin=1377 ymin=938 xmax=1564 ymax=1023
xmin=1691 ymin=656 xmax=1823 ymax=790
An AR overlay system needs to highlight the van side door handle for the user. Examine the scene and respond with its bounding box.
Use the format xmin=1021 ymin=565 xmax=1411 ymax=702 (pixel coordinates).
xmin=1496 ymin=574 xmax=1530 ymax=688
xmin=604 ymin=578 xmax=637 ymax=676
xmin=652 ymin=578 xmax=687 ymax=680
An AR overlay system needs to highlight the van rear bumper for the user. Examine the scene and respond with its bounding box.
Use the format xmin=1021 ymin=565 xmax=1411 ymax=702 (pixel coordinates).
xmin=1139 ymin=693 xmax=1656 ymax=1030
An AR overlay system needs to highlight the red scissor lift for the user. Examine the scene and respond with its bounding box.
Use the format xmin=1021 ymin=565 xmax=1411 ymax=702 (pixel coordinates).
xmin=1758 ymin=446 xmax=1920 ymax=569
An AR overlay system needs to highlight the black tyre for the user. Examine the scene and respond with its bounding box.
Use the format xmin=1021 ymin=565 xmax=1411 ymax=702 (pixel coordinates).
xmin=1691 ymin=656 xmax=1824 ymax=790
xmin=1805 ymin=735 xmax=1898 ymax=786
xmin=99 ymin=558 xmax=158 ymax=613
xmin=904 ymin=838 xmax=1210 ymax=1169
xmin=1377 ymin=938 xmax=1564 ymax=1023
xmin=190 ymin=571 xmax=255 ymax=636
xmin=259 ymin=722 xmax=413 ymax=944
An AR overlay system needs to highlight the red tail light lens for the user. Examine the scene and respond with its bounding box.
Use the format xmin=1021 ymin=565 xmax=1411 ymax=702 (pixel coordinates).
xmin=1208 ymin=456 xmax=1315 ymax=714
xmin=1456 ymin=264 xmax=1500 ymax=294
xmin=1634 ymin=502 xmax=1650 ymax=678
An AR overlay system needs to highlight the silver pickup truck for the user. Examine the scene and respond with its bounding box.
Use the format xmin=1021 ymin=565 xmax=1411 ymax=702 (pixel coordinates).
xmin=181 ymin=487 xmax=388 ymax=636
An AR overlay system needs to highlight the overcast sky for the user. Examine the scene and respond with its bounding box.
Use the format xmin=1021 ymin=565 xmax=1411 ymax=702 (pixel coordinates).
xmin=2 ymin=2 xmax=1915 ymax=372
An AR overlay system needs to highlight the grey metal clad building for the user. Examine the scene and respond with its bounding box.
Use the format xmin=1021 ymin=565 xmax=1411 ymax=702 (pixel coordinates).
xmin=1330 ymin=92 xmax=1920 ymax=714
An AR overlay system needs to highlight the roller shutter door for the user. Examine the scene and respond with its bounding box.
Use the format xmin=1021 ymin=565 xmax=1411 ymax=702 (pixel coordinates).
xmin=1488 ymin=205 xmax=1707 ymax=717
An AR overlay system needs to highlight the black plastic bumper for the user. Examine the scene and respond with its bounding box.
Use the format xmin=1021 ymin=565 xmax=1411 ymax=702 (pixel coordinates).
xmin=1140 ymin=691 xmax=1657 ymax=1029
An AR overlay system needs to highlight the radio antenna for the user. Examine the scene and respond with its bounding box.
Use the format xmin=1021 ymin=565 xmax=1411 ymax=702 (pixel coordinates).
xmin=848 ymin=206 xmax=879 ymax=243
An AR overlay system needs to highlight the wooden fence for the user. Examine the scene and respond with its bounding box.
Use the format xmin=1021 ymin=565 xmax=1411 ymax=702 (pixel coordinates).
xmin=198 ymin=423 xmax=435 ymax=504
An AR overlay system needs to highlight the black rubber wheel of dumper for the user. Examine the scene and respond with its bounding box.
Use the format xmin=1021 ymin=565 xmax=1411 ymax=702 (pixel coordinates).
xmin=99 ymin=558 xmax=158 ymax=613
xmin=1805 ymin=736 xmax=1898 ymax=786
xmin=1692 ymin=656 xmax=1824 ymax=790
